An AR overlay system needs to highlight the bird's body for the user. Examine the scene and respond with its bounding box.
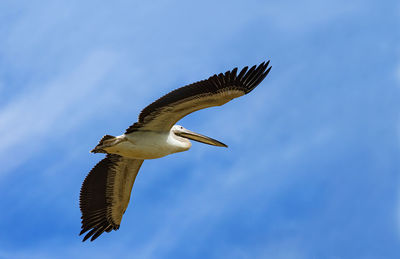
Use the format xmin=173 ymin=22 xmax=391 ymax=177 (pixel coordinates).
xmin=79 ymin=61 xmax=272 ymax=241
xmin=94 ymin=126 xmax=192 ymax=160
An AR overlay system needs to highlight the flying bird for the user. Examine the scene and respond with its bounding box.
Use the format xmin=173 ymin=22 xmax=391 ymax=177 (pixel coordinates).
xmin=79 ymin=61 xmax=272 ymax=241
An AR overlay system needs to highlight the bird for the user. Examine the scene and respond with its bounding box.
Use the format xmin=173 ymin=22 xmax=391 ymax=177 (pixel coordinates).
xmin=79 ymin=60 xmax=272 ymax=241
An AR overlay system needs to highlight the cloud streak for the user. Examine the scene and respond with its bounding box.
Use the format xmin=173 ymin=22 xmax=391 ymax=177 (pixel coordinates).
xmin=0 ymin=50 xmax=117 ymax=175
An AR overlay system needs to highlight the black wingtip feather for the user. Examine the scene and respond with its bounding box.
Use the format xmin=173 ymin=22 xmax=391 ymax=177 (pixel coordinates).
xmin=237 ymin=66 xmax=248 ymax=80
xmin=241 ymin=65 xmax=258 ymax=85
xmin=246 ymin=63 xmax=268 ymax=90
xmin=82 ymin=227 xmax=98 ymax=242
xmin=218 ymin=73 xmax=225 ymax=85
xmin=91 ymin=225 xmax=108 ymax=241
xmin=230 ymin=67 xmax=238 ymax=81
xmin=224 ymin=71 xmax=230 ymax=84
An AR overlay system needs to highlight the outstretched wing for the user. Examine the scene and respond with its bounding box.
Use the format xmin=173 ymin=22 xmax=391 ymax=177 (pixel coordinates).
xmin=125 ymin=61 xmax=271 ymax=133
xmin=79 ymin=154 xmax=144 ymax=241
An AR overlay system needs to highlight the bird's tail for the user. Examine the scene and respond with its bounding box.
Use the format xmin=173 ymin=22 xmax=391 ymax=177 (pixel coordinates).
xmin=91 ymin=135 xmax=116 ymax=153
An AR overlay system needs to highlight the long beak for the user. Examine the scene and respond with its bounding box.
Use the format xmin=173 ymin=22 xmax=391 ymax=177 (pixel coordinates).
xmin=176 ymin=129 xmax=228 ymax=147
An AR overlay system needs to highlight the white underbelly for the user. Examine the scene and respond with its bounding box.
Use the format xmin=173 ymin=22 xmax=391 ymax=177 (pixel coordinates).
xmin=105 ymin=141 xmax=176 ymax=159
xmin=104 ymin=131 xmax=190 ymax=159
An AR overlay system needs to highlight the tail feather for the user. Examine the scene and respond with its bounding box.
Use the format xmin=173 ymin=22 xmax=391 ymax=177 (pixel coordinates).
xmin=91 ymin=135 xmax=115 ymax=153
xmin=98 ymin=135 xmax=115 ymax=145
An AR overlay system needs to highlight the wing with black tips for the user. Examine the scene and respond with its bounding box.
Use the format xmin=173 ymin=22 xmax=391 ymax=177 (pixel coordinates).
xmin=79 ymin=154 xmax=144 ymax=241
xmin=125 ymin=61 xmax=272 ymax=133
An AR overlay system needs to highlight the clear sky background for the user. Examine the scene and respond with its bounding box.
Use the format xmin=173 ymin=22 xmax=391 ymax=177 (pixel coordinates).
xmin=0 ymin=1 xmax=399 ymax=258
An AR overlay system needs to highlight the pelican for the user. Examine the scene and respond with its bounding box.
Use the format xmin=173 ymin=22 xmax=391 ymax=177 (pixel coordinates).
xmin=80 ymin=61 xmax=272 ymax=241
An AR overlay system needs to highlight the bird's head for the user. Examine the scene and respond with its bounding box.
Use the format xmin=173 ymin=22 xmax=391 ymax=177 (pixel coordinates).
xmin=171 ymin=125 xmax=227 ymax=147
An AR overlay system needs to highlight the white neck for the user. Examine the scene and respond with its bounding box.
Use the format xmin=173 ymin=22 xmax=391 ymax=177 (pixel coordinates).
xmin=167 ymin=131 xmax=191 ymax=151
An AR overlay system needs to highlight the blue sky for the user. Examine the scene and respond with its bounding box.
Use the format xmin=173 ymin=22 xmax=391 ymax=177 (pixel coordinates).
xmin=0 ymin=0 xmax=399 ymax=258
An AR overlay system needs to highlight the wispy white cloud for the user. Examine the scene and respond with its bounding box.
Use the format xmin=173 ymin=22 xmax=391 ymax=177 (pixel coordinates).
xmin=0 ymin=50 xmax=117 ymax=175
xmin=214 ymin=237 xmax=307 ymax=259
xmin=255 ymin=0 xmax=364 ymax=34
xmin=395 ymin=62 xmax=400 ymax=85
xmin=0 ymin=80 xmax=3 ymax=98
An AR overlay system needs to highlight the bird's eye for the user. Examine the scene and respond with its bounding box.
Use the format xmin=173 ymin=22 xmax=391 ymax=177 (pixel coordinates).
xmin=180 ymin=126 xmax=183 ymax=129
